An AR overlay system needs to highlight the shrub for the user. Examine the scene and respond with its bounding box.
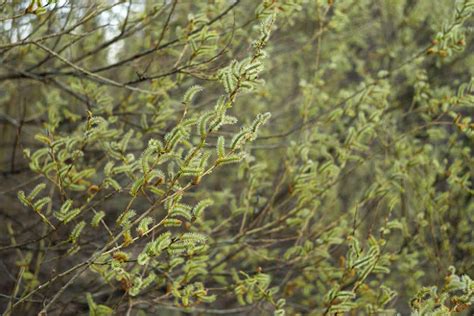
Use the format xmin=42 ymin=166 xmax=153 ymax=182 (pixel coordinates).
xmin=0 ymin=0 xmax=473 ymax=315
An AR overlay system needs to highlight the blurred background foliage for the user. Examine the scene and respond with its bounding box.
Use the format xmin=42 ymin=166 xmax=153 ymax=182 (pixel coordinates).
xmin=0 ymin=0 xmax=473 ymax=315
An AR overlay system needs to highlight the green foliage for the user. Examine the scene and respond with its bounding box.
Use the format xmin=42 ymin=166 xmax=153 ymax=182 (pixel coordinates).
xmin=411 ymin=267 xmax=474 ymax=315
xmin=0 ymin=0 xmax=473 ymax=315
xmin=85 ymin=293 xmax=113 ymax=316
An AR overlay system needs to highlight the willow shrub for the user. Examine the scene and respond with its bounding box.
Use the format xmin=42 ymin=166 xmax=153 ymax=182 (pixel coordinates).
xmin=0 ymin=0 xmax=473 ymax=315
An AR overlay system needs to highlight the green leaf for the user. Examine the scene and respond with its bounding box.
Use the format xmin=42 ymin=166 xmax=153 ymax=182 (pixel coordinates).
xmin=217 ymin=136 xmax=225 ymax=158
xmin=27 ymin=183 xmax=47 ymax=200
xmin=91 ymin=211 xmax=105 ymax=228
xmin=193 ymin=199 xmax=213 ymax=219
xmin=69 ymin=221 xmax=86 ymax=243
xmin=130 ymin=177 xmax=145 ymax=196
xmin=183 ymin=85 xmax=204 ymax=104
